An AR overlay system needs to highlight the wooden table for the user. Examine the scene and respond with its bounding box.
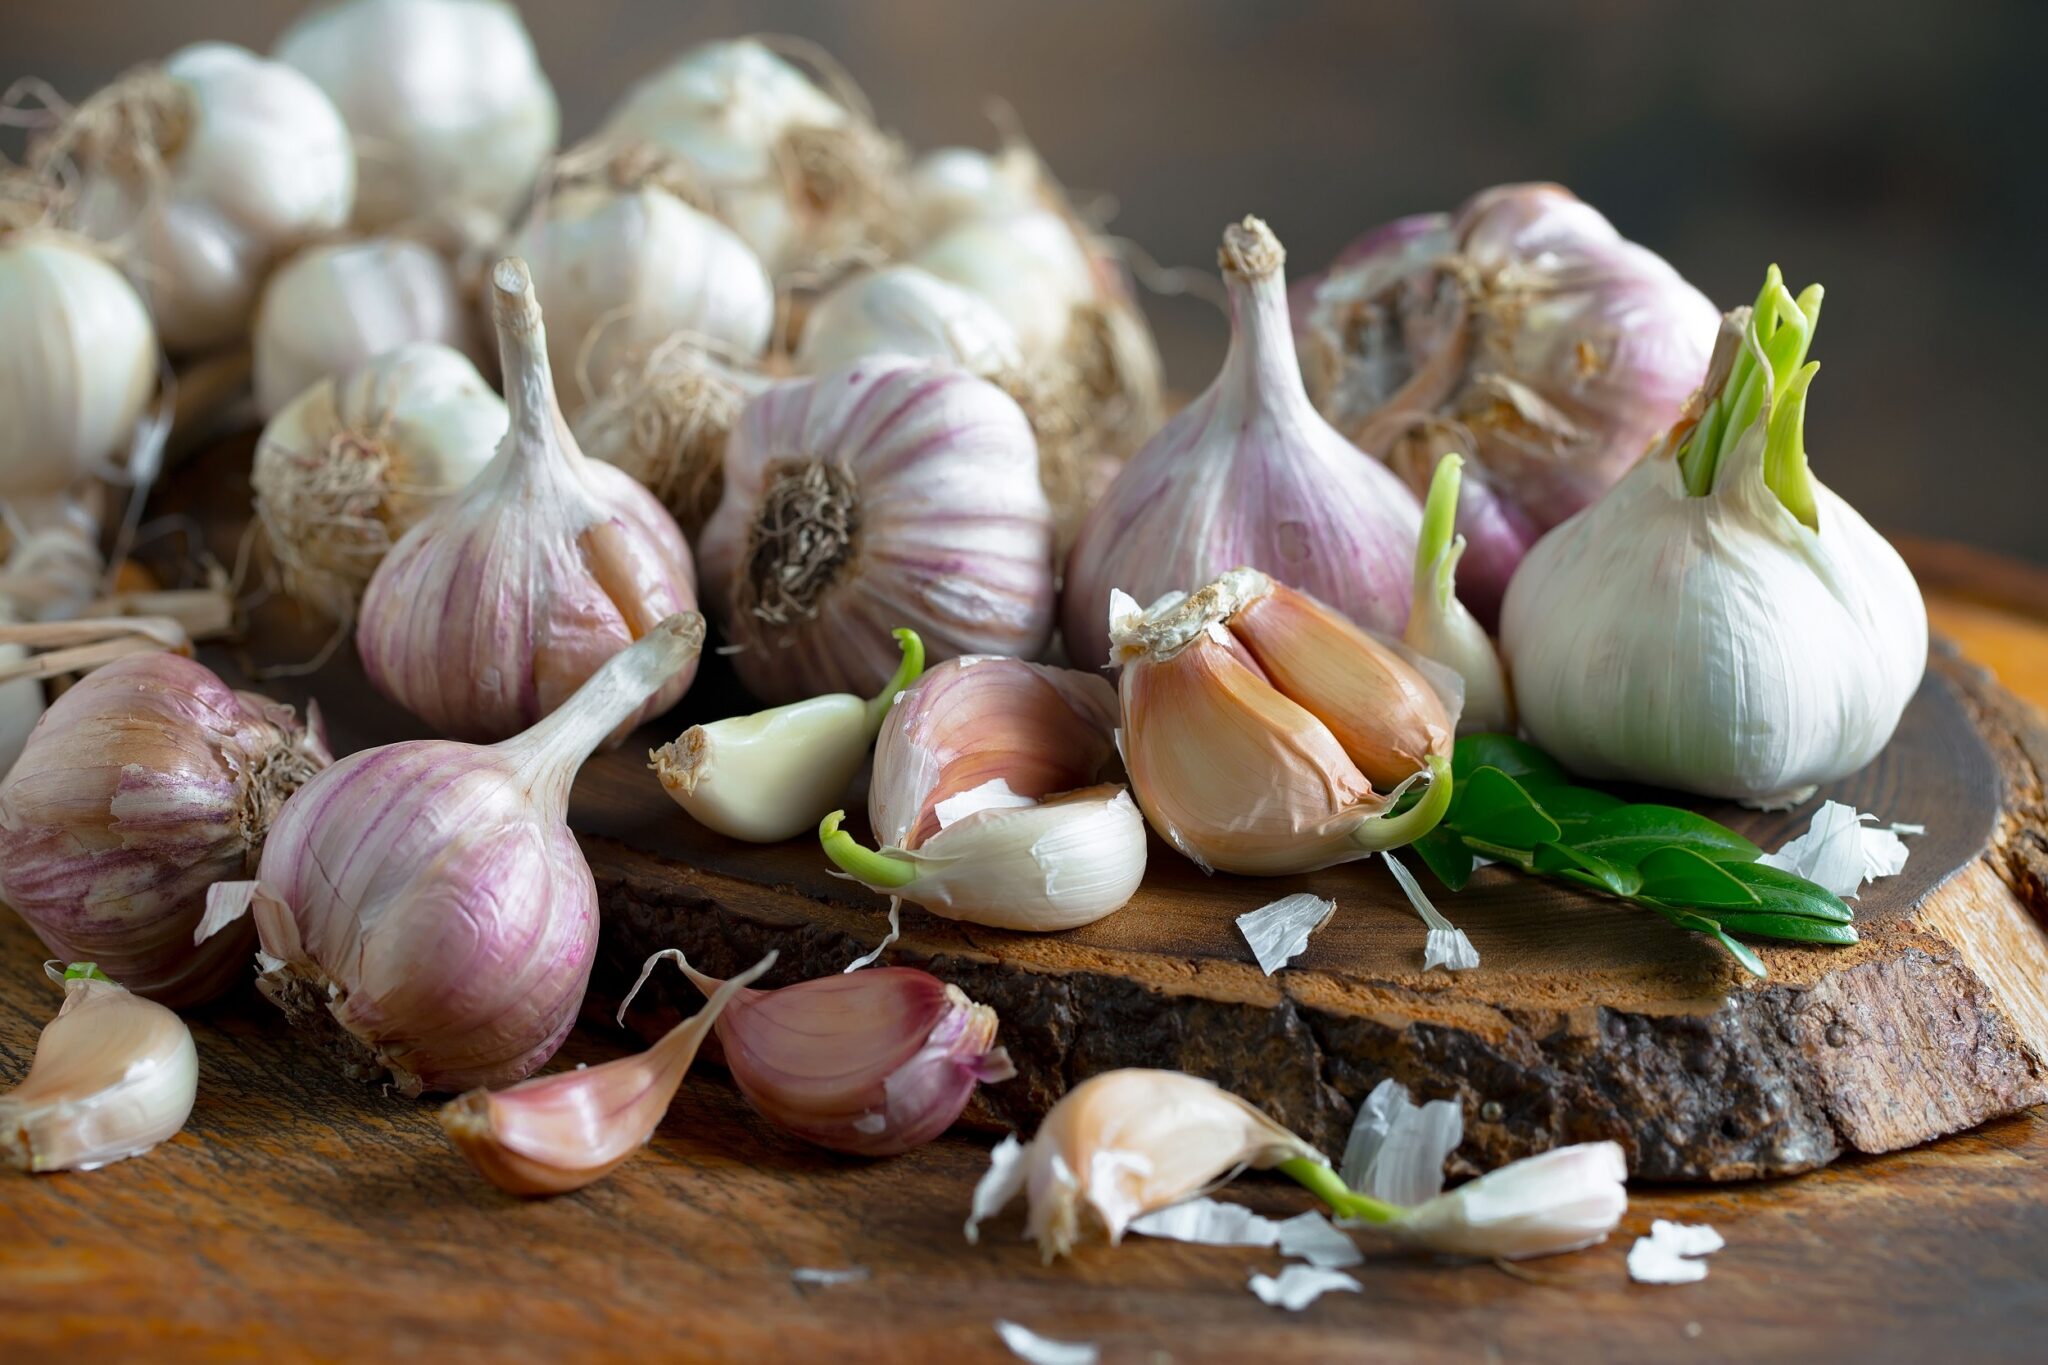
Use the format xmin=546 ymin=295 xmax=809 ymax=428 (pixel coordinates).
xmin=2 ymin=552 xmax=2044 ymax=1364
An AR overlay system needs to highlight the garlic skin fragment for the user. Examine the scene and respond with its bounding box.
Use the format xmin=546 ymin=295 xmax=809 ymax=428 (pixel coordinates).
xmin=274 ymin=0 xmax=559 ymax=237
xmin=209 ymin=613 xmax=706 ymax=1097
xmin=0 ymin=232 xmax=157 ymax=499
xmin=43 ymin=43 xmax=355 ymax=352
xmin=254 ymin=340 xmax=506 ymax=621
xmin=796 ymin=265 xmax=1026 ymax=379
xmin=1406 ymin=454 xmax=1511 ymax=734
xmin=251 ymin=236 xmax=482 ymax=418
xmin=1063 ymin=216 xmax=1424 ymax=672
xmin=0 ymin=653 xmax=331 ymax=1006
xmin=697 ymin=357 xmax=1056 ymax=705
xmin=358 ymin=258 xmax=699 ymax=743
xmin=0 ymin=964 xmax=198 ymax=1174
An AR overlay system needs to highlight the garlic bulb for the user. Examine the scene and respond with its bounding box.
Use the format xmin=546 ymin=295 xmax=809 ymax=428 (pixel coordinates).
xmin=796 ymin=265 xmax=1025 ymax=378
xmin=1501 ymin=269 xmax=1927 ymax=804
xmin=0 ymin=232 xmax=157 ymax=499
xmin=1063 ymin=217 xmax=1423 ymax=672
xmin=251 ymin=236 xmax=481 ymax=418
xmin=1294 ymin=183 xmax=1718 ymax=620
xmin=207 ymin=613 xmax=706 ymax=1096
xmin=0 ymin=652 xmax=331 ymax=1005
xmin=1112 ymin=568 xmax=1456 ymax=875
xmin=37 ymin=43 xmax=354 ymax=352
xmin=903 ymin=144 xmax=1044 ymax=243
xmin=358 ymin=258 xmax=698 ymax=743
xmin=0 ymin=963 xmax=198 ymax=1173
xmin=672 ymin=960 xmax=1014 ymax=1157
xmin=598 ymin=37 xmax=904 ymax=277
xmin=254 ymin=339 xmax=505 ymax=621
xmin=1406 ymin=454 xmax=1511 ymax=733
xmin=274 ymin=0 xmax=559 ymax=236
xmin=652 ymin=628 xmax=923 ymax=843
xmin=697 ymin=356 xmax=1055 ymax=705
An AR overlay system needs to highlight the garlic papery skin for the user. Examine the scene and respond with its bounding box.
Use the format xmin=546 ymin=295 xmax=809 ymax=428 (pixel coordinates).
xmin=1392 ymin=1142 xmax=1629 ymax=1260
xmin=1293 ymin=184 xmax=1718 ymax=621
xmin=673 ymin=961 xmax=1014 ymax=1157
xmin=39 ymin=43 xmax=355 ymax=353
xmin=599 ymin=37 xmax=904 ymax=278
xmin=0 ymin=653 xmax=331 ymax=1006
xmin=697 ymin=357 xmax=1056 ymax=705
xmin=1406 ymin=454 xmax=1511 ymax=734
xmin=964 ymin=1068 xmax=1327 ymax=1261
xmin=439 ymin=950 xmax=773 ymax=1196
xmin=251 ymin=236 xmax=481 ymax=418
xmin=1500 ymin=270 xmax=1927 ymax=804
xmin=0 ymin=963 xmax=198 ymax=1173
xmin=357 ymin=258 xmax=699 ymax=743
xmin=254 ymin=339 xmax=505 ymax=622
xmin=1062 ymin=217 xmax=1423 ymax=672
xmin=274 ymin=0 xmax=559 ymax=236
xmin=1112 ymin=568 xmax=1455 ymax=875
xmin=0 ymin=231 xmax=157 ymax=499
xmin=796 ymin=265 xmax=1025 ymax=378
xmin=651 ymin=628 xmax=923 ymax=844
xmin=207 ymin=613 xmax=706 ymax=1097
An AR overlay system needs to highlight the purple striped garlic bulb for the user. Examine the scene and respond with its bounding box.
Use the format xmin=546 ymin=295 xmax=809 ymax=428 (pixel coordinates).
xmin=696 ymin=357 xmax=1056 ymax=705
xmin=1292 ymin=183 xmax=1718 ymax=621
xmin=1062 ymin=217 xmax=1425 ymax=673
xmin=0 ymin=652 xmax=331 ymax=1006
xmin=357 ymin=257 xmax=698 ymax=744
xmin=205 ymin=613 xmax=706 ymax=1097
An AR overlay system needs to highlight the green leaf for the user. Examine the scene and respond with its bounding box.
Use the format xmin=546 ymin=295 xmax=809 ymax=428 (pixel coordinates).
xmin=1529 ymin=785 xmax=1625 ymax=828
xmin=1413 ymin=827 xmax=1476 ymax=892
xmin=1636 ymin=847 xmax=1763 ymax=908
xmin=1453 ymin=767 xmax=1563 ymax=849
xmin=1639 ymin=903 xmax=1772 ymax=978
xmin=1534 ymin=842 xmax=1643 ymax=897
xmin=1572 ymin=807 xmax=1764 ymax=867
xmin=1452 ymin=735 xmax=1566 ymax=790
xmin=1718 ymin=862 xmax=1853 ymax=923
xmin=1710 ymin=913 xmax=1860 ymax=945
xmin=1712 ymin=929 xmax=1769 ymax=978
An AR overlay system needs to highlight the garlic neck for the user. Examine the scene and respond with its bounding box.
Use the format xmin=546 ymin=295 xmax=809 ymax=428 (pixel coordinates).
xmin=483 ymin=256 xmax=587 ymax=502
xmin=1217 ymin=217 xmax=1316 ymax=420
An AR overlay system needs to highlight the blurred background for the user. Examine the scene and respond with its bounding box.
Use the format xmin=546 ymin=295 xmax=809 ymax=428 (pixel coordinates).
xmin=9 ymin=0 xmax=2043 ymax=563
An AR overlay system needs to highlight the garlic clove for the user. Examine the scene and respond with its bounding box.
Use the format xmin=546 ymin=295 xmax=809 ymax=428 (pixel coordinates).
xmin=0 ymin=963 xmax=198 ymax=1173
xmin=439 ymin=950 xmax=775 ymax=1196
xmin=1391 ymin=1141 xmax=1629 ymax=1261
xmin=1404 ymin=454 xmax=1513 ymax=734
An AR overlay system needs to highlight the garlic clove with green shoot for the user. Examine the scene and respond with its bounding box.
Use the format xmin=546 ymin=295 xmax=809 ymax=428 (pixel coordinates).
xmin=438 ymin=949 xmax=773 ymax=1196
xmin=1500 ymin=268 xmax=1928 ymax=804
xmin=1389 ymin=1142 xmax=1629 ymax=1260
xmin=0 ymin=963 xmax=199 ymax=1174
xmin=33 ymin=43 xmax=355 ymax=353
xmin=251 ymin=236 xmax=482 ymax=418
xmin=0 ymin=232 xmax=157 ymax=500
xmin=696 ymin=356 xmax=1056 ymax=705
xmin=1063 ymin=216 xmax=1424 ymax=672
xmin=651 ymin=627 xmax=923 ymax=844
xmin=357 ymin=257 xmax=699 ymax=743
xmin=206 ymin=613 xmax=707 ymax=1097
xmin=274 ymin=0 xmax=559 ymax=237
xmin=1405 ymin=454 xmax=1512 ymax=733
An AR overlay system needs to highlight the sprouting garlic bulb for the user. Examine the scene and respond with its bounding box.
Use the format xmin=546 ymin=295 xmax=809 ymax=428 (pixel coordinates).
xmin=0 ymin=232 xmax=157 ymax=499
xmin=1501 ymin=269 xmax=1927 ymax=804
xmin=0 ymin=963 xmax=198 ymax=1173
xmin=358 ymin=259 xmax=698 ymax=743
xmin=251 ymin=236 xmax=481 ymax=418
xmin=274 ymin=0 xmax=559 ymax=236
xmin=0 ymin=652 xmax=331 ymax=1005
xmin=1406 ymin=454 xmax=1511 ymax=734
xmin=598 ymin=37 xmax=904 ymax=277
xmin=208 ymin=614 xmax=706 ymax=1097
xmin=38 ymin=43 xmax=354 ymax=352
xmin=697 ymin=356 xmax=1056 ymax=705
xmin=1112 ymin=568 xmax=1457 ymax=875
xmin=822 ymin=655 xmax=1145 ymax=931
xmin=1293 ymin=183 xmax=1718 ymax=620
xmin=796 ymin=265 xmax=1024 ymax=378
xmin=253 ymin=340 xmax=505 ymax=621
xmin=1063 ymin=217 xmax=1424 ymax=672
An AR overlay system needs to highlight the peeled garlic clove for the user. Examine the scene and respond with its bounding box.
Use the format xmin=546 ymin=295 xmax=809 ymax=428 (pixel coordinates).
xmin=439 ymin=950 xmax=772 ymax=1196
xmin=254 ymin=340 xmax=505 ymax=622
xmin=358 ymin=257 xmax=699 ymax=743
xmin=696 ymin=357 xmax=1056 ymax=705
xmin=652 ymin=627 xmax=924 ymax=843
xmin=1405 ymin=454 xmax=1512 ymax=734
xmin=671 ymin=961 xmax=1013 ymax=1157
xmin=1393 ymin=1142 xmax=1629 ymax=1260
xmin=1 ymin=963 xmax=198 ymax=1173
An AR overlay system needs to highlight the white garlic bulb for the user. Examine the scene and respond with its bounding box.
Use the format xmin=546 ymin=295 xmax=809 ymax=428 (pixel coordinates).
xmin=1501 ymin=269 xmax=1927 ymax=804
xmin=904 ymin=145 xmax=1044 ymax=244
xmin=914 ymin=210 xmax=1096 ymax=363
xmin=47 ymin=43 xmax=354 ymax=353
xmin=251 ymin=236 xmax=480 ymax=418
xmin=275 ymin=0 xmax=559 ymax=236
xmin=796 ymin=265 xmax=1024 ymax=378
xmin=254 ymin=340 xmax=505 ymax=620
xmin=0 ymin=232 xmax=157 ymax=498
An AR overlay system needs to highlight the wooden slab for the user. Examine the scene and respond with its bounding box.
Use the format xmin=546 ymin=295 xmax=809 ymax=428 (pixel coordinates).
xmin=157 ymin=435 xmax=2048 ymax=1184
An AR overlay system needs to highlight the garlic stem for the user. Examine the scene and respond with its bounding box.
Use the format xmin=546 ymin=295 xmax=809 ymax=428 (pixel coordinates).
xmin=1416 ymin=455 xmax=1463 ymax=614
xmin=1217 ymin=217 xmax=1313 ymax=419
xmin=505 ymin=612 xmax=706 ymax=791
xmin=864 ymin=627 xmax=926 ymax=736
xmin=1278 ymin=1156 xmax=1400 ymax=1225
xmin=819 ymin=810 xmax=918 ymax=888
xmin=1348 ymin=754 xmax=1455 ymax=853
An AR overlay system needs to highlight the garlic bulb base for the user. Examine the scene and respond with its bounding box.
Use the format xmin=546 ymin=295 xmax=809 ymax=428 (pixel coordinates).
xmin=254 ymin=957 xmax=410 ymax=1092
